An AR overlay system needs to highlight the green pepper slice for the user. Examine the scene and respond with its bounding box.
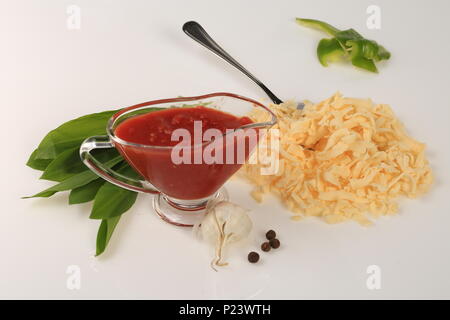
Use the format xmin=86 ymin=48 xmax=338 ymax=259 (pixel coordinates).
xmin=347 ymin=40 xmax=378 ymax=73
xmin=317 ymin=38 xmax=346 ymax=66
xmin=296 ymin=17 xmax=391 ymax=73
xmin=296 ymin=18 xmax=339 ymax=36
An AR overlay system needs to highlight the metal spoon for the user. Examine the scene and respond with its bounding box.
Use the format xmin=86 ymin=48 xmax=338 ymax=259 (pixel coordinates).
xmin=183 ymin=21 xmax=304 ymax=109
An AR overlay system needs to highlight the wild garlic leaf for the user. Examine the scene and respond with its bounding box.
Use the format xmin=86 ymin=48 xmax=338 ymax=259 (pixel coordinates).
xmin=26 ymin=149 xmax=54 ymax=171
xmin=40 ymin=148 xmax=120 ymax=182
xmin=69 ymin=178 xmax=106 ymax=205
xmin=40 ymin=148 xmax=84 ymax=182
xmin=26 ymin=110 xmax=116 ymax=171
xmin=92 ymin=164 xmax=139 ymax=255
xmin=96 ymin=215 xmax=121 ymax=256
xmin=24 ymin=155 xmax=123 ymax=198
xmin=29 ymin=110 xmax=117 ymax=162
xmin=89 ymin=164 xmax=140 ymax=220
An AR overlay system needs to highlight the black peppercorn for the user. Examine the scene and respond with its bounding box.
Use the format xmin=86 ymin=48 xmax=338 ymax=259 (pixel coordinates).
xmin=269 ymin=238 xmax=280 ymax=249
xmin=248 ymin=251 xmax=260 ymax=263
xmin=261 ymin=242 xmax=271 ymax=252
xmin=266 ymin=230 xmax=276 ymax=240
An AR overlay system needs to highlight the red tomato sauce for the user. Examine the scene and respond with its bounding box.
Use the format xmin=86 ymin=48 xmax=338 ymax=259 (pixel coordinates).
xmin=114 ymin=106 xmax=256 ymax=200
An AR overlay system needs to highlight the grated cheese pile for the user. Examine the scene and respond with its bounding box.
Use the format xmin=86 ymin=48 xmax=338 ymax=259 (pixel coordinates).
xmin=239 ymin=93 xmax=433 ymax=225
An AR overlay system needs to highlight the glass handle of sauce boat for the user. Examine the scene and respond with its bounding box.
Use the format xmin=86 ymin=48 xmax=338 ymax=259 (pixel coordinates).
xmin=79 ymin=135 xmax=159 ymax=194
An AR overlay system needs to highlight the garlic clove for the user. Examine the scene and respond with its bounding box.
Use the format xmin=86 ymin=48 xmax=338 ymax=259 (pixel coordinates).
xmin=198 ymin=201 xmax=253 ymax=270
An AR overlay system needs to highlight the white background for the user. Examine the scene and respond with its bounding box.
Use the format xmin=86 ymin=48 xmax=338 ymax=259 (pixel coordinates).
xmin=1 ymin=0 xmax=450 ymax=299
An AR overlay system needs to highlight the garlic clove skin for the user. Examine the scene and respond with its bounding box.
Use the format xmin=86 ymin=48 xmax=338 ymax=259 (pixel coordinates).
xmin=220 ymin=204 xmax=252 ymax=244
xmin=200 ymin=201 xmax=252 ymax=243
xmin=198 ymin=209 xmax=220 ymax=244
xmin=199 ymin=201 xmax=253 ymax=269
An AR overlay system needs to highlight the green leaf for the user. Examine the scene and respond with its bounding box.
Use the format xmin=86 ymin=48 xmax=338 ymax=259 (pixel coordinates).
xmin=92 ymin=164 xmax=140 ymax=256
xmin=26 ymin=149 xmax=54 ymax=171
xmin=69 ymin=178 xmax=106 ymax=204
xmin=40 ymin=148 xmax=84 ymax=182
xmin=26 ymin=110 xmax=117 ymax=171
xmin=96 ymin=215 xmax=121 ymax=256
xmin=30 ymin=109 xmax=118 ymax=162
xmin=178 ymin=102 xmax=213 ymax=108
xmin=40 ymin=148 xmax=119 ymax=182
xmin=89 ymin=164 xmax=140 ymax=220
xmin=23 ymin=155 xmax=123 ymax=198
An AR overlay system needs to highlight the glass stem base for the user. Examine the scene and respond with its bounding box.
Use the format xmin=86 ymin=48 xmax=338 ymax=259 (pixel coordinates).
xmin=152 ymin=188 xmax=229 ymax=227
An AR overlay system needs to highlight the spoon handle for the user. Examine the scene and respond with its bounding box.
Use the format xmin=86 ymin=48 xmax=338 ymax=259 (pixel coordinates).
xmin=182 ymin=21 xmax=283 ymax=105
